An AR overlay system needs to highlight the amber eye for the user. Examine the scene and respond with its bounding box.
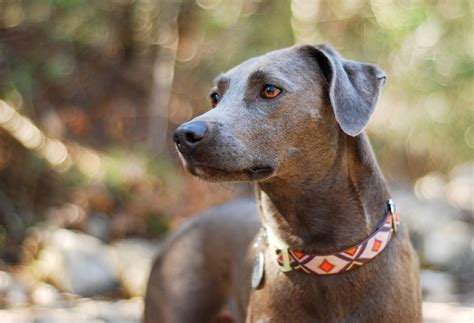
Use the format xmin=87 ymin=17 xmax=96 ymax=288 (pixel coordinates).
xmin=210 ymin=92 xmax=220 ymax=108
xmin=261 ymin=85 xmax=282 ymax=99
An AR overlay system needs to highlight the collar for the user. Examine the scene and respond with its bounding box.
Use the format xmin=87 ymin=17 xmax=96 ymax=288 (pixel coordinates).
xmin=260 ymin=199 xmax=400 ymax=275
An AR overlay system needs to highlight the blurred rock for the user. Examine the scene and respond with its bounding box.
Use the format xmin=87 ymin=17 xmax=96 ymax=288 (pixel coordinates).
xmin=452 ymin=248 xmax=474 ymax=304
xmin=0 ymin=271 xmax=12 ymax=296
xmin=422 ymin=220 xmax=471 ymax=269
xmin=31 ymin=282 xmax=62 ymax=306
xmin=391 ymin=183 xmax=474 ymax=304
xmin=0 ymin=271 xmax=29 ymax=307
xmin=391 ymin=185 xmax=472 ymax=270
xmin=446 ymin=163 xmax=474 ymax=213
xmin=70 ymin=297 xmax=143 ymax=323
xmin=36 ymin=229 xmax=119 ymax=297
xmin=109 ymin=238 xmax=161 ymax=297
xmin=0 ymin=297 xmax=143 ymax=323
xmin=414 ymin=172 xmax=446 ymax=201
xmin=391 ymin=183 xmax=467 ymax=230
xmin=0 ymin=298 xmax=471 ymax=323
xmin=46 ymin=203 xmax=86 ymax=228
xmin=86 ymin=212 xmax=112 ymax=242
xmin=420 ymin=270 xmax=456 ymax=302
xmin=423 ymin=302 xmax=474 ymax=323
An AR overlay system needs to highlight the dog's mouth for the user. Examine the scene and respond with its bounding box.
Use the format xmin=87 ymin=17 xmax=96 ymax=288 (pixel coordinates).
xmin=183 ymin=159 xmax=275 ymax=182
xmin=245 ymin=165 xmax=274 ymax=177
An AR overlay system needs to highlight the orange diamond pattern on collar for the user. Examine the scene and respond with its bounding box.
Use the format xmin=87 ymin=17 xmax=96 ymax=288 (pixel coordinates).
xmin=293 ymin=251 xmax=305 ymax=260
xmin=318 ymin=259 xmax=335 ymax=273
xmin=372 ymin=239 xmax=382 ymax=252
xmin=269 ymin=200 xmax=401 ymax=275
xmin=344 ymin=246 xmax=358 ymax=257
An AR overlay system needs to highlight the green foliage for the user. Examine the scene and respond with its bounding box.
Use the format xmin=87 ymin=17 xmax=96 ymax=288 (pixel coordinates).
xmin=47 ymin=0 xmax=85 ymax=9
xmin=0 ymin=0 xmax=472 ymax=177
xmin=146 ymin=213 xmax=169 ymax=238
xmin=0 ymin=225 xmax=6 ymax=249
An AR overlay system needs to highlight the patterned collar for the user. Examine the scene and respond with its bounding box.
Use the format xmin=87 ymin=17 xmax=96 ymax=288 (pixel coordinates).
xmin=260 ymin=199 xmax=400 ymax=275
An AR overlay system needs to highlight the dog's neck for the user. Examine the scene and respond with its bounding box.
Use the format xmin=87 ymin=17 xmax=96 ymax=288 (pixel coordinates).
xmin=256 ymin=132 xmax=390 ymax=254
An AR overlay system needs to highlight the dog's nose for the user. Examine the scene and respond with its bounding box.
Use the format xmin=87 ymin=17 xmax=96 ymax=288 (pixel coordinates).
xmin=173 ymin=121 xmax=208 ymax=153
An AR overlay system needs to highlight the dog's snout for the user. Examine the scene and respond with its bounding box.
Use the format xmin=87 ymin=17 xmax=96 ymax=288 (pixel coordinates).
xmin=173 ymin=121 xmax=208 ymax=153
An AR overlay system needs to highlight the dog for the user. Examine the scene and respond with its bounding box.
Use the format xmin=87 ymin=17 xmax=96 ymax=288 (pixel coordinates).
xmin=144 ymin=44 xmax=422 ymax=322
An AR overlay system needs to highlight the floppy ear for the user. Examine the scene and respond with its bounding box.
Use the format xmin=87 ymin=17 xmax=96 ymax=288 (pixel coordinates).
xmin=300 ymin=44 xmax=387 ymax=136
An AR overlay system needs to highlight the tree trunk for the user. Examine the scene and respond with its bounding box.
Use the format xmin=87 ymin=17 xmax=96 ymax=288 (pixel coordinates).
xmin=147 ymin=0 xmax=182 ymax=157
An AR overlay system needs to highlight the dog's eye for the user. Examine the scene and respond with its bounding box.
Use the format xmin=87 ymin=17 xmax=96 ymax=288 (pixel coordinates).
xmin=261 ymin=85 xmax=282 ymax=99
xmin=210 ymin=93 xmax=220 ymax=108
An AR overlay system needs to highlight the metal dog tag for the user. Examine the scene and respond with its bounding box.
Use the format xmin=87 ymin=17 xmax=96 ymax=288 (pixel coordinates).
xmin=251 ymin=251 xmax=265 ymax=289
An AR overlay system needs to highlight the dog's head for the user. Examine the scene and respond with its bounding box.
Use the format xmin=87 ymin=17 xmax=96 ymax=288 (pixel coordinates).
xmin=173 ymin=44 xmax=386 ymax=182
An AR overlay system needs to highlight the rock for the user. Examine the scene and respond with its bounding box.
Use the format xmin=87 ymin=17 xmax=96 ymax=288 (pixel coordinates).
xmin=0 ymin=271 xmax=13 ymax=302
xmin=414 ymin=172 xmax=446 ymax=201
xmin=86 ymin=212 xmax=112 ymax=242
xmin=452 ymin=247 xmax=474 ymax=303
xmin=109 ymin=238 xmax=160 ymax=297
xmin=420 ymin=270 xmax=456 ymax=302
xmin=31 ymin=282 xmax=62 ymax=306
xmin=0 ymin=271 xmax=29 ymax=307
xmin=390 ymin=183 xmax=474 ymax=304
xmin=390 ymin=185 xmax=472 ymax=270
xmin=0 ymin=297 xmax=143 ymax=323
xmin=423 ymin=302 xmax=474 ymax=323
xmin=35 ymin=229 xmax=119 ymax=297
xmin=73 ymin=297 xmax=143 ymax=322
xmin=446 ymin=163 xmax=474 ymax=213
xmin=422 ymin=220 xmax=471 ymax=269
xmin=391 ymin=184 xmax=466 ymax=232
xmin=0 ymin=307 xmax=34 ymax=323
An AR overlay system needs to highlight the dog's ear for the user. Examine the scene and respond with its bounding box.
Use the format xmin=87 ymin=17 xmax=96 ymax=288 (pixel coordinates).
xmin=299 ymin=44 xmax=387 ymax=136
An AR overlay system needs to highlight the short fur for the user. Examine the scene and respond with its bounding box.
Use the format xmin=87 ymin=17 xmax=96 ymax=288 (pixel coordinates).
xmin=144 ymin=44 xmax=421 ymax=322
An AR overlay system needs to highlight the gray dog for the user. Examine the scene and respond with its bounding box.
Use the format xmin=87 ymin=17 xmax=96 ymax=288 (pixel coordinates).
xmin=144 ymin=44 xmax=421 ymax=322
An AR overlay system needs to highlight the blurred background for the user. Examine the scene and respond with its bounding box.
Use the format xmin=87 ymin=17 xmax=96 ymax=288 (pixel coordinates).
xmin=0 ymin=0 xmax=472 ymax=321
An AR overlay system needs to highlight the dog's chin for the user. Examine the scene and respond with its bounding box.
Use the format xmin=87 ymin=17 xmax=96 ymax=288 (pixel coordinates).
xmin=183 ymin=161 xmax=275 ymax=182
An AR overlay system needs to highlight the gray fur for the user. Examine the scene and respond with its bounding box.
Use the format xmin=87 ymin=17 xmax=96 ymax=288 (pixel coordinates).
xmin=145 ymin=44 xmax=421 ymax=323
xmin=299 ymin=44 xmax=387 ymax=136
